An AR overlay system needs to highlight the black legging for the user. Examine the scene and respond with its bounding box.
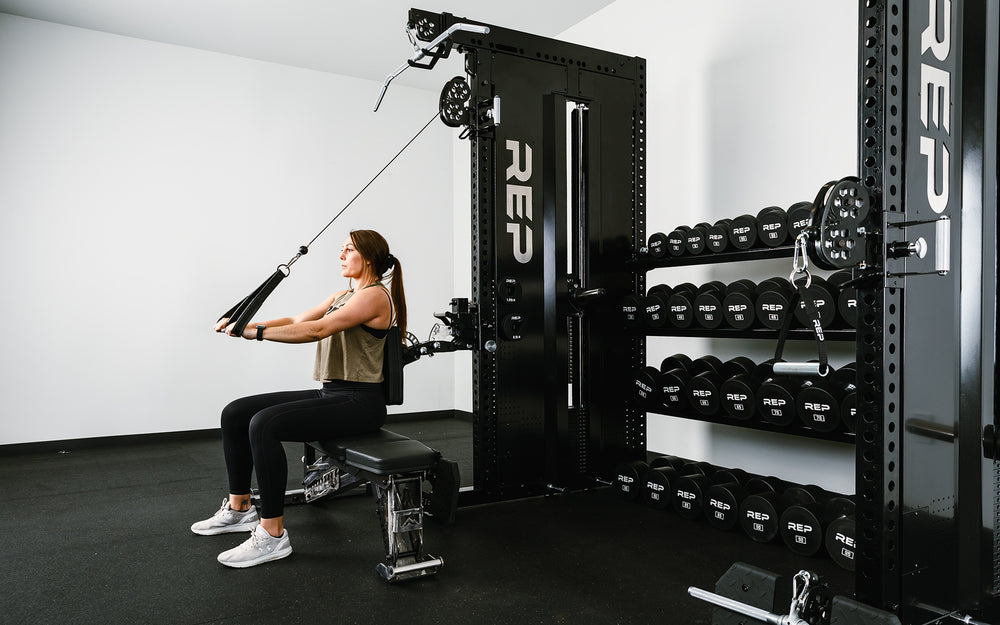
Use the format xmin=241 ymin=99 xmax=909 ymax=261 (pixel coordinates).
xmin=220 ymin=381 xmax=386 ymax=518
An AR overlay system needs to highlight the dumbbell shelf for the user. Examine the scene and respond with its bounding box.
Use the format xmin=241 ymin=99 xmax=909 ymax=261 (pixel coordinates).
xmin=631 ymin=243 xmax=795 ymax=270
xmin=642 ymin=404 xmax=856 ymax=444
xmin=637 ymin=327 xmax=855 ymax=341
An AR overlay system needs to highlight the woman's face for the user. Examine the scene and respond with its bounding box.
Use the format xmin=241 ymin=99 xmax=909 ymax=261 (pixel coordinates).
xmin=340 ymin=236 xmax=367 ymax=280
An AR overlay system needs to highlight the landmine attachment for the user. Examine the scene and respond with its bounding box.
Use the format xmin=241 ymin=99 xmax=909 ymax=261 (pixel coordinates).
xmin=688 ymin=562 xmax=902 ymax=624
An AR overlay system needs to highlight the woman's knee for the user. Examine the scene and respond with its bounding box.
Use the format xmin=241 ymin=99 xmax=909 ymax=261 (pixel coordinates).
xmin=247 ymin=410 xmax=280 ymax=447
xmin=221 ymin=396 xmax=255 ymax=431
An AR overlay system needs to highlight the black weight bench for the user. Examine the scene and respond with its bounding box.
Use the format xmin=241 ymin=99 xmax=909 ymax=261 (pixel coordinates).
xmin=280 ymin=428 xmax=460 ymax=582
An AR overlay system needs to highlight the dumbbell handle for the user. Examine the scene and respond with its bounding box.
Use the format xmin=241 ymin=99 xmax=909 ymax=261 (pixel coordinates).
xmin=570 ymin=287 xmax=606 ymax=303
xmin=773 ymin=362 xmax=829 ymax=377
xmin=687 ymin=587 xmax=809 ymax=625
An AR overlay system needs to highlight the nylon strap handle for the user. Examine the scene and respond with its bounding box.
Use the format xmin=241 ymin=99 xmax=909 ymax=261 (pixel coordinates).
xmin=773 ymin=230 xmax=829 ymax=376
xmin=218 ymin=266 xmax=288 ymax=338
xmin=772 ymin=278 xmax=830 ymax=376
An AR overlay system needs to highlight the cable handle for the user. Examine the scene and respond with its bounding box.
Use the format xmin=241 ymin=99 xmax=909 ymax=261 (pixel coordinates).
xmin=774 ymin=228 xmax=829 ymax=377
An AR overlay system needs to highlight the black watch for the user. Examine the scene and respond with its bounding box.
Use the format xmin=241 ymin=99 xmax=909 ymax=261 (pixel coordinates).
xmin=256 ymin=325 xmax=266 ymax=341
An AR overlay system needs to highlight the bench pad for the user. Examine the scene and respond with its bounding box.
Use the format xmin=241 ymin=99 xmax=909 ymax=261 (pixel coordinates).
xmin=312 ymin=429 xmax=437 ymax=475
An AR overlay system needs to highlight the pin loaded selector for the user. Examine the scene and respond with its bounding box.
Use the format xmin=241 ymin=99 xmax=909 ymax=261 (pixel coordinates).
xmin=499 ymin=277 xmax=524 ymax=341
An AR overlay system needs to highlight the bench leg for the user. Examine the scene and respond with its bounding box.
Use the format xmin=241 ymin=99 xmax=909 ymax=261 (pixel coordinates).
xmin=372 ymin=473 xmax=443 ymax=582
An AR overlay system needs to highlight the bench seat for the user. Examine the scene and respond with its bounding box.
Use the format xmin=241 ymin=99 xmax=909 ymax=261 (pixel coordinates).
xmin=312 ymin=429 xmax=439 ymax=474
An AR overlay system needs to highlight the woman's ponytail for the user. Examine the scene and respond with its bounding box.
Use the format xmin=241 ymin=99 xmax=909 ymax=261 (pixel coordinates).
xmin=350 ymin=229 xmax=407 ymax=341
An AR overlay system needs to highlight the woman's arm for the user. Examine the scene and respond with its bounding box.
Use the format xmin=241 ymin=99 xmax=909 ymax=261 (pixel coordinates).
xmin=234 ymin=287 xmax=389 ymax=344
xmin=216 ymin=291 xmax=345 ymax=334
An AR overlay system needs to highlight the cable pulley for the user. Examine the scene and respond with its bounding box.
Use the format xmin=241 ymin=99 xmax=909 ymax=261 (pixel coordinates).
xmin=809 ymin=176 xmax=870 ymax=270
xmin=439 ymin=76 xmax=472 ymax=127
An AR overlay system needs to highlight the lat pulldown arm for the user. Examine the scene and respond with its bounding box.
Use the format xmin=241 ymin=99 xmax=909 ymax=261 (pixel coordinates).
xmin=373 ymin=22 xmax=490 ymax=112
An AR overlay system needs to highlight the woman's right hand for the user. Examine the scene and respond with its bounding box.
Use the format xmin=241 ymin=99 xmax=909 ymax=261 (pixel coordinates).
xmin=214 ymin=318 xmax=230 ymax=333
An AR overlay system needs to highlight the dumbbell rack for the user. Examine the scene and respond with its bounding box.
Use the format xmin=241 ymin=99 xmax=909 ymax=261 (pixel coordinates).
xmin=633 ymin=246 xmax=856 ymax=339
xmin=631 ymin=243 xmax=799 ymax=268
xmin=641 ymin=402 xmax=855 ymax=446
xmin=642 ymin=327 xmax=854 ymax=341
xmin=630 ymin=238 xmax=858 ymax=440
xmin=629 ymin=3 xmax=1000 ymax=623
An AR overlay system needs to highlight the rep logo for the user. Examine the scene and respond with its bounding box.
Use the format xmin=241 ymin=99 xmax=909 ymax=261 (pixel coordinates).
xmin=505 ymin=140 xmax=534 ymax=263
xmin=917 ymin=0 xmax=953 ymax=214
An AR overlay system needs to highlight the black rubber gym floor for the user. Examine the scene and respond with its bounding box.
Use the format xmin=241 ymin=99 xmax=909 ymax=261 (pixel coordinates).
xmin=0 ymin=415 xmax=853 ymax=625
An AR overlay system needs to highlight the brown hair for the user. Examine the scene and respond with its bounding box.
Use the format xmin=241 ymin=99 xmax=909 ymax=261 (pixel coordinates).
xmin=350 ymin=229 xmax=406 ymax=339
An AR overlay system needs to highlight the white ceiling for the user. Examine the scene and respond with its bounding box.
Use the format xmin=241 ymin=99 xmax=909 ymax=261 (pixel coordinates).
xmin=0 ymin=0 xmax=616 ymax=90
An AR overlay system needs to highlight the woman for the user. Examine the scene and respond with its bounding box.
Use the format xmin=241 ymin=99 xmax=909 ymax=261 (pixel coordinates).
xmin=193 ymin=229 xmax=406 ymax=568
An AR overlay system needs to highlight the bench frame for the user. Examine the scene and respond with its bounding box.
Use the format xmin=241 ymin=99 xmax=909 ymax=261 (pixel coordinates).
xmin=257 ymin=429 xmax=458 ymax=582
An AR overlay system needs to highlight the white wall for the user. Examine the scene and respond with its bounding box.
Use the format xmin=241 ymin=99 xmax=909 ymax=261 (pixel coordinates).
xmin=2 ymin=4 xmax=864 ymax=493
xmin=561 ymin=0 xmax=858 ymax=493
xmin=0 ymin=14 xmax=456 ymax=445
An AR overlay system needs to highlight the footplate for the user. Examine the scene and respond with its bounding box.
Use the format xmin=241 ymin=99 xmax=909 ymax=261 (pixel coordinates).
xmin=302 ymin=457 xmax=340 ymax=502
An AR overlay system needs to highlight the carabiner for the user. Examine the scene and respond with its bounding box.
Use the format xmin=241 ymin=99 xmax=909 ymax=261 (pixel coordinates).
xmin=790 ymin=231 xmax=813 ymax=289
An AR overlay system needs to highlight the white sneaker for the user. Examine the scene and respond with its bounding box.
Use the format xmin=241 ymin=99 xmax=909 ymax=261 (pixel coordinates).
xmin=190 ymin=498 xmax=259 ymax=536
xmin=217 ymin=524 xmax=293 ymax=568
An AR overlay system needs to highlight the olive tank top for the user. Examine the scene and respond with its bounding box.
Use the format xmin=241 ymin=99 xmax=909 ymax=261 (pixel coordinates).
xmin=312 ymin=285 xmax=392 ymax=383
